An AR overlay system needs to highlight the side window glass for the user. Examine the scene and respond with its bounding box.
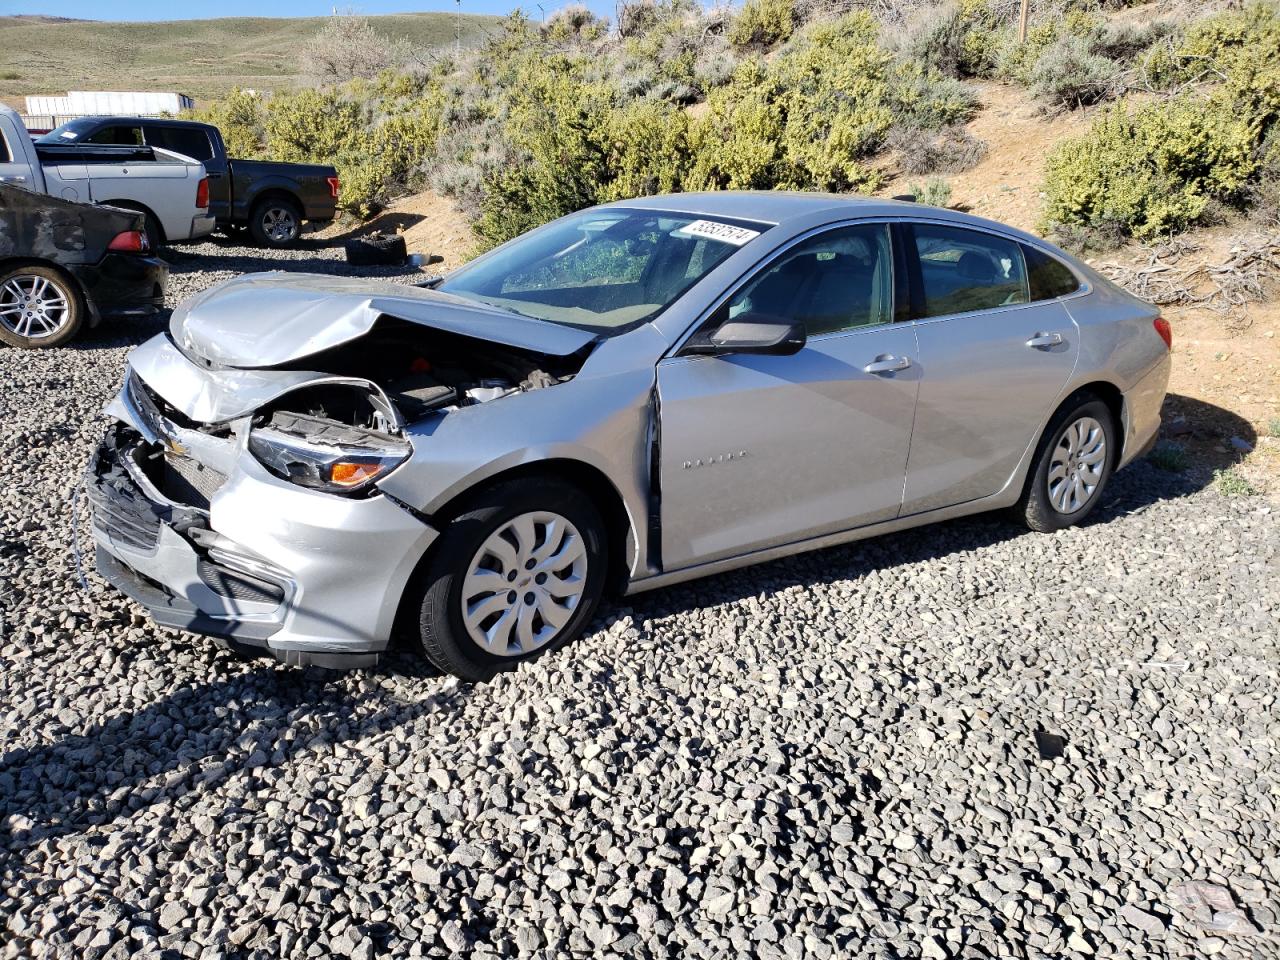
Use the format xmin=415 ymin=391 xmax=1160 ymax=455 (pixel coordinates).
xmin=0 ymin=132 xmax=10 ymax=164
xmin=87 ymin=126 xmax=143 ymax=146
xmin=912 ymin=224 xmax=1028 ymax=318
xmin=166 ymin=129 xmax=215 ymax=161
xmin=1023 ymin=244 xmax=1080 ymax=301
xmin=726 ymin=223 xmax=893 ymax=336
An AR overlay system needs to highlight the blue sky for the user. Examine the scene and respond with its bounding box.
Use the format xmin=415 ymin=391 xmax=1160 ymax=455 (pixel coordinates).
xmin=3 ymin=0 xmax=618 ymax=20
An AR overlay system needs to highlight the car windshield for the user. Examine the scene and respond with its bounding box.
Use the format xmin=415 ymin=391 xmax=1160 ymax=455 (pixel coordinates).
xmin=36 ymin=118 xmax=100 ymax=143
xmin=437 ymin=209 xmax=768 ymax=334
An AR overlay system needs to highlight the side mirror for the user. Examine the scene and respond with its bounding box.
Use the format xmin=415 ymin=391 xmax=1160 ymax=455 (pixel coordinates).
xmin=687 ymin=313 xmax=807 ymax=356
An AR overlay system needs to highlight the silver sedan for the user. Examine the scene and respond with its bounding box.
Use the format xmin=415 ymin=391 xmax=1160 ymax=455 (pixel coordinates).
xmin=90 ymin=193 xmax=1171 ymax=680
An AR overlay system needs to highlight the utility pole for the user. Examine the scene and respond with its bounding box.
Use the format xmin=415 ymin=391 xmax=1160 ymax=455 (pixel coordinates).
xmin=455 ymin=0 xmax=461 ymax=55
xmin=1018 ymin=0 xmax=1030 ymax=43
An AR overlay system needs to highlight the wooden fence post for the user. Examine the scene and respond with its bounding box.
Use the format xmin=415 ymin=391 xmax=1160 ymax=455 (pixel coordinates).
xmin=1019 ymin=0 xmax=1031 ymax=43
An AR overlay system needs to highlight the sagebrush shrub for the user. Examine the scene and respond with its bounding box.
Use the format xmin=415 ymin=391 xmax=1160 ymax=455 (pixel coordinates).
xmin=888 ymin=124 xmax=986 ymax=175
xmin=727 ymin=0 xmax=796 ymax=49
xmin=1042 ymin=96 xmax=1258 ymax=241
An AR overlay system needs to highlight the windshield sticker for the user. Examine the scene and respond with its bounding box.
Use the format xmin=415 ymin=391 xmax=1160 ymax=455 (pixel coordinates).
xmin=675 ymin=220 xmax=761 ymax=246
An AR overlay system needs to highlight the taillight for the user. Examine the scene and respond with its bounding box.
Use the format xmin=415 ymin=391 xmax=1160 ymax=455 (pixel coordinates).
xmin=1153 ymin=316 xmax=1172 ymax=350
xmin=327 ymin=176 xmax=340 ymax=199
xmin=108 ymin=230 xmax=148 ymax=253
xmin=196 ymin=177 xmax=209 ymax=210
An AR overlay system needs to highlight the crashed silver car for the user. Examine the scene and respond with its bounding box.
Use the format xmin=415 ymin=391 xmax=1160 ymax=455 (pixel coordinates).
xmin=90 ymin=193 xmax=1171 ymax=680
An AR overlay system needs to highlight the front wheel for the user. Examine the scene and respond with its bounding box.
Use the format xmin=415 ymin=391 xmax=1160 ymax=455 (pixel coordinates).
xmin=248 ymin=198 xmax=303 ymax=248
xmin=1018 ymin=396 xmax=1117 ymax=532
xmin=0 ymin=266 xmax=83 ymax=349
xmin=416 ymin=478 xmax=608 ymax=682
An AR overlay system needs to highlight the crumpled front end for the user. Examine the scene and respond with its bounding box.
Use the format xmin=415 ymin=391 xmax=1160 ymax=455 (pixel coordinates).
xmin=89 ymin=362 xmax=439 ymax=668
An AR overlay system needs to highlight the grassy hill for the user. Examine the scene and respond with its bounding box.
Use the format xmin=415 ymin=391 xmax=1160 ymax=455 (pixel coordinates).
xmin=0 ymin=13 xmax=500 ymax=106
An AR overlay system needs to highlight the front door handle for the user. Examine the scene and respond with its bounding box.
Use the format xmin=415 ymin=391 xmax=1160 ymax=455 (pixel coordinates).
xmin=1026 ymin=332 xmax=1064 ymax=348
xmin=863 ymin=355 xmax=911 ymax=374
xmin=0 ymin=175 xmax=27 ymax=183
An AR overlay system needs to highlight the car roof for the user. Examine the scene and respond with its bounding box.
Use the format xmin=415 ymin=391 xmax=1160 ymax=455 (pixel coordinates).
xmin=74 ymin=116 xmax=211 ymax=130
xmin=600 ymin=191 xmax=1052 ymax=247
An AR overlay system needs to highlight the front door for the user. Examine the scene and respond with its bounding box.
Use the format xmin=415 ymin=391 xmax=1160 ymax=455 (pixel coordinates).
xmin=900 ymin=222 xmax=1080 ymax=514
xmin=657 ymin=222 xmax=920 ymax=570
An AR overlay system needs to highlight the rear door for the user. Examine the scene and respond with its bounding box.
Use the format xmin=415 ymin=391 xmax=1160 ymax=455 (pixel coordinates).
xmin=900 ymin=221 xmax=1079 ymax=514
xmin=657 ymin=222 xmax=920 ymax=569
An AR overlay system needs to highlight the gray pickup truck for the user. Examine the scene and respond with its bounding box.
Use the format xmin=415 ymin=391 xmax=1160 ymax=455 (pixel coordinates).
xmin=0 ymin=105 xmax=214 ymax=247
xmin=37 ymin=116 xmax=340 ymax=248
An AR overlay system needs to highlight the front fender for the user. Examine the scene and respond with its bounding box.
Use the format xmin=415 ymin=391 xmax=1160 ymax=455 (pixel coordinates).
xmin=375 ymin=366 xmax=656 ymax=575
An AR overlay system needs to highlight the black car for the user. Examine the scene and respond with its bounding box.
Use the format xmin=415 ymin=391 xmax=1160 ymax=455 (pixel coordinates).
xmin=38 ymin=116 xmax=340 ymax=248
xmin=0 ymin=185 xmax=167 ymax=349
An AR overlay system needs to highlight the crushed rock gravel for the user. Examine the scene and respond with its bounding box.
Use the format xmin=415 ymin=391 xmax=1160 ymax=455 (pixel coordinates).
xmin=1 ymin=237 xmax=1278 ymax=960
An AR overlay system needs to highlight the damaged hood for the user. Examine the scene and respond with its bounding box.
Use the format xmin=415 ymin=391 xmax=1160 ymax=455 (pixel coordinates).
xmin=170 ymin=272 xmax=598 ymax=368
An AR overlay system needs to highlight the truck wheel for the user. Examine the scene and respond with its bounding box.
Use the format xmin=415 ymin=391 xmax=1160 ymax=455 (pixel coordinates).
xmin=0 ymin=266 xmax=84 ymax=349
xmin=249 ymin=198 xmax=302 ymax=248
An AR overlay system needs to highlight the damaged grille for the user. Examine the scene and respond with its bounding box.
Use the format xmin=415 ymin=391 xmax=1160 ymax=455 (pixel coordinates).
xmin=158 ymin=455 xmax=226 ymax=511
xmin=89 ymin=426 xmax=209 ymax=552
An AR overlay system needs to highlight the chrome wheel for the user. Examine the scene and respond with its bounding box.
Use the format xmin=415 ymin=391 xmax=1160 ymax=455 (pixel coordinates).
xmin=0 ymin=274 xmax=71 ymax=340
xmin=460 ymin=511 xmax=588 ymax=657
xmin=1047 ymin=415 xmax=1107 ymax=514
xmin=262 ymin=206 xmax=298 ymax=244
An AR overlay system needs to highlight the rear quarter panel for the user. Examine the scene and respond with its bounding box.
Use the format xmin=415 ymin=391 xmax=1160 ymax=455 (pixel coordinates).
xmin=228 ymin=161 xmax=337 ymax=222
xmin=1061 ymin=271 xmax=1168 ymax=463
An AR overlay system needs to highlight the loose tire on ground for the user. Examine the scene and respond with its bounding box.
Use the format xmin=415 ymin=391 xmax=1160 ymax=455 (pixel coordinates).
xmin=249 ymin=197 xmax=303 ymax=248
xmin=1017 ymin=394 xmax=1117 ymax=532
xmin=344 ymin=232 xmax=407 ymax=267
xmin=0 ymin=265 xmax=84 ymax=349
xmin=416 ymin=477 xmax=608 ymax=682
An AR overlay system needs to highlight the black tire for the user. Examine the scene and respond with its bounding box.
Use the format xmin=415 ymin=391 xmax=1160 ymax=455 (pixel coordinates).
xmin=344 ymin=232 xmax=407 ymax=267
xmin=249 ymin=197 xmax=303 ymax=248
xmin=416 ymin=477 xmax=608 ymax=682
xmin=0 ymin=265 xmax=84 ymax=349
xmin=1017 ymin=395 xmax=1117 ymax=532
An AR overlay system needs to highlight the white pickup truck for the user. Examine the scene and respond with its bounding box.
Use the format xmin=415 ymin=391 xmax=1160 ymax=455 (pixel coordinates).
xmin=0 ymin=105 xmax=214 ymax=247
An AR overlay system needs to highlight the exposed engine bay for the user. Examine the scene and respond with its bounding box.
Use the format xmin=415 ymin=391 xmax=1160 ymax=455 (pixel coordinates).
xmin=247 ymin=316 xmax=585 ymax=434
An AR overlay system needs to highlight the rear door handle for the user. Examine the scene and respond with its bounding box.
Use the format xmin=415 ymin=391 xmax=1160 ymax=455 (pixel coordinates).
xmin=863 ymin=355 xmax=911 ymax=374
xmin=1026 ymin=332 xmax=1064 ymax=348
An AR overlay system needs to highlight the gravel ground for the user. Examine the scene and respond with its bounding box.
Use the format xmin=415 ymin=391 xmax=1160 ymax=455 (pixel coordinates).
xmin=1 ymin=239 xmax=1278 ymax=959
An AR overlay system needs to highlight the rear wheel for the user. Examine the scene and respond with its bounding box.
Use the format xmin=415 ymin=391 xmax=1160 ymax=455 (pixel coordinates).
xmin=1018 ymin=396 xmax=1116 ymax=532
xmin=249 ymin=197 xmax=302 ymax=248
xmin=416 ymin=478 xmax=608 ymax=682
xmin=0 ymin=266 xmax=83 ymax=349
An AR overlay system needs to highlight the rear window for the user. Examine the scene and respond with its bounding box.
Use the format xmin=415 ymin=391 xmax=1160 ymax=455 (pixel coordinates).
xmin=1023 ymin=244 xmax=1081 ymax=300
xmin=0 ymin=131 xmax=9 ymax=164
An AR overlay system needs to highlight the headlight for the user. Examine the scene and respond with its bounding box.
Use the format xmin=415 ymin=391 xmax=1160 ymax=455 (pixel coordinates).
xmin=248 ymin=414 xmax=410 ymax=495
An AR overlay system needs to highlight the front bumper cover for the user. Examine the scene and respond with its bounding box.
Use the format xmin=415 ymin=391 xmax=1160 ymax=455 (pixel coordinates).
xmin=88 ymin=421 xmax=438 ymax=668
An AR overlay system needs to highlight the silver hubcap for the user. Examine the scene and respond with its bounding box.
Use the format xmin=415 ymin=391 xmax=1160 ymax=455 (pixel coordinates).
xmin=461 ymin=511 xmax=588 ymax=657
xmin=0 ymin=275 xmax=70 ymax=340
xmin=263 ymin=207 xmax=297 ymax=243
xmin=1048 ymin=416 xmax=1107 ymax=514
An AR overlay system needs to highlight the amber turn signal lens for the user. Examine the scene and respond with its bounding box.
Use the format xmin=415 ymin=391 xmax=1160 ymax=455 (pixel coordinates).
xmin=330 ymin=462 xmax=382 ymax=487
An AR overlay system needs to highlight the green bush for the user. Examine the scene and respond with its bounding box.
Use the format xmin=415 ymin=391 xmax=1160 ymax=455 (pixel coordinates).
xmin=689 ymin=13 xmax=897 ymax=193
xmin=728 ymin=0 xmax=795 ymax=49
xmin=894 ymin=0 xmax=1002 ymax=80
xmin=888 ymin=124 xmax=986 ymax=175
xmin=1027 ymin=34 xmax=1118 ymax=109
xmin=911 ymin=177 xmax=953 ymax=207
xmin=1043 ymin=96 xmax=1258 ymax=241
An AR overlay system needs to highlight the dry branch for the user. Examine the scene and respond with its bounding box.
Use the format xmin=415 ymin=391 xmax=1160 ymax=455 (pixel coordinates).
xmin=1097 ymin=232 xmax=1280 ymax=330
